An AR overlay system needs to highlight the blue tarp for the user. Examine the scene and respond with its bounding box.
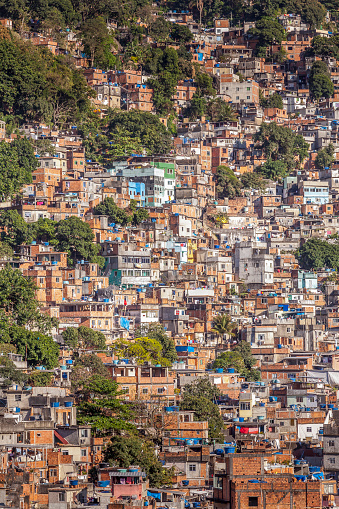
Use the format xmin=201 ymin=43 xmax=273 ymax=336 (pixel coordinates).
xmin=120 ymin=317 xmax=130 ymax=331
xmin=147 ymin=492 xmax=161 ymax=500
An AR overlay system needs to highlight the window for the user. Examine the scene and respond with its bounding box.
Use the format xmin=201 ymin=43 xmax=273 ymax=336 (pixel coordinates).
xmin=329 ymin=440 xmax=335 ymax=447
xmin=296 ymin=397 xmax=303 ymax=403
xmin=81 ymin=429 xmax=88 ymax=438
xmin=324 ymin=484 xmax=335 ymax=494
xmin=189 ymin=464 xmax=196 ymax=472
xmin=15 ymin=395 xmax=21 ymax=402
xmin=59 ymin=493 xmax=65 ymax=502
xmin=142 ymin=388 xmax=148 ymax=394
xmin=50 ymin=469 xmax=57 ymax=477
xmin=249 ymin=497 xmax=258 ymax=507
xmin=306 ymin=427 xmax=312 ymax=433
xmin=62 ymin=450 xmax=68 ymax=455
xmin=81 ymin=449 xmax=87 ymax=457
xmin=240 ymin=402 xmax=250 ymax=410
xmin=329 ymin=457 xmax=335 ymax=464
xmin=157 ymin=388 xmax=165 ymax=394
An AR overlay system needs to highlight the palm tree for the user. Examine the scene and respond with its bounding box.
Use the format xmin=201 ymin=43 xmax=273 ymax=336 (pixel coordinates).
xmin=212 ymin=313 xmax=237 ymax=345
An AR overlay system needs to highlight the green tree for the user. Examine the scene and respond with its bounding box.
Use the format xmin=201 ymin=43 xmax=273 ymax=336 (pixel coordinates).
xmin=180 ymin=377 xmax=223 ymax=440
xmin=257 ymin=159 xmax=288 ymax=181
xmin=62 ymin=325 xmax=106 ymax=350
xmin=309 ymin=60 xmax=334 ymax=100
xmin=312 ymin=34 xmax=339 ymax=59
xmin=108 ymin=110 xmax=172 ymax=155
xmin=234 ymin=341 xmax=260 ymax=380
xmin=171 ymin=24 xmax=193 ymax=43
xmin=71 ymin=353 xmax=110 ymax=390
xmin=0 ymin=138 xmax=37 ymax=201
xmin=135 ymin=323 xmax=177 ymax=363
xmin=215 ymin=166 xmax=242 ymax=199
xmin=149 ymin=16 xmax=171 ymax=41
xmin=310 ymin=73 xmax=334 ymax=100
xmin=181 ymin=375 xmax=220 ymax=401
xmin=0 ymin=356 xmax=27 ymax=386
xmin=56 ymin=217 xmax=103 ymax=267
xmin=195 ymin=70 xmax=216 ymax=97
xmin=131 ymin=208 xmax=149 ymax=225
xmin=249 ymin=17 xmax=285 ymax=55
xmin=214 ymin=351 xmax=245 ymax=373
xmin=105 ymin=436 xmax=173 ymax=487
xmin=0 ymin=210 xmax=31 ymax=249
xmin=114 ymin=337 xmax=171 ymax=367
xmin=206 ymin=98 xmax=238 ymax=122
xmin=0 ymin=37 xmax=93 ymax=125
xmin=34 ymin=138 xmax=56 ymax=156
xmin=212 ymin=313 xmax=237 ymax=342
xmin=254 ymin=122 xmax=309 ymax=170
xmin=30 ymin=218 xmax=58 ymax=245
xmin=9 ymin=325 xmax=59 ymax=368
xmin=81 ymin=17 xmax=114 ymax=67
xmin=297 ymin=238 xmax=339 ymax=270
xmin=241 ymin=172 xmax=266 ymax=191
xmin=29 ymin=370 xmax=53 ymax=387
xmin=302 ymin=0 xmax=326 ymax=28
xmin=76 ymin=374 xmax=135 ymax=436
xmin=260 ymin=92 xmax=283 ymax=109
xmin=185 ymin=93 xmax=207 ymax=120
xmin=93 ymin=197 xmax=130 ymax=225
xmin=315 ymin=143 xmax=335 ymax=169
xmin=0 ymin=265 xmax=40 ymax=326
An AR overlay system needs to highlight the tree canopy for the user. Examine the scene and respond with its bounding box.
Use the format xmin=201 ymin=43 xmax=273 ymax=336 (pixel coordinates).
xmin=315 ymin=144 xmax=335 ymax=170
xmin=215 ymin=166 xmax=242 ymax=199
xmin=309 ymin=61 xmax=334 ymax=100
xmin=135 ymin=323 xmax=178 ymax=363
xmin=0 ymin=138 xmax=37 ymax=201
xmin=76 ymin=374 xmax=135 ymax=436
xmin=297 ymin=238 xmax=339 ymax=270
xmin=0 ymin=34 xmax=93 ymax=126
xmin=114 ymin=337 xmax=172 ymax=367
xmin=105 ymin=436 xmax=173 ymax=487
xmin=180 ymin=377 xmax=223 ymax=440
xmin=214 ymin=342 xmax=260 ymax=381
xmin=254 ymin=123 xmax=309 ymax=171
xmin=62 ymin=326 xmax=107 ymax=350
xmin=55 ymin=216 xmax=104 ymax=267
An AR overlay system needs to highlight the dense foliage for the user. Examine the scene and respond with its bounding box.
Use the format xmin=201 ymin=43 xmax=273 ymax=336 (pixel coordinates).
xmin=135 ymin=323 xmax=178 ymax=363
xmin=297 ymin=238 xmax=339 ymax=270
xmin=214 ymin=341 xmax=261 ymax=381
xmin=62 ymin=326 xmax=107 ymax=349
xmin=105 ymin=436 xmax=173 ymax=487
xmin=0 ymin=212 xmax=104 ymax=266
xmin=93 ymin=197 xmax=149 ymax=226
xmin=0 ymin=33 xmax=93 ymax=126
xmin=180 ymin=377 xmax=224 ymax=440
xmin=255 ymin=123 xmax=309 ymax=172
xmin=113 ymin=337 xmax=172 ymax=366
xmin=0 ymin=265 xmax=59 ymax=368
